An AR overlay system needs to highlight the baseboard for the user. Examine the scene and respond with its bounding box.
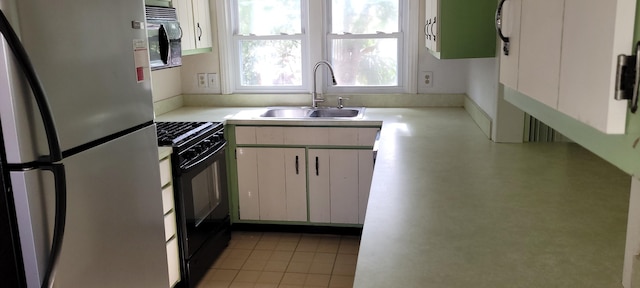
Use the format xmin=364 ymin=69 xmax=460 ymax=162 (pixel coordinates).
xmin=231 ymin=223 xmax=362 ymax=236
xmin=464 ymin=96 xmax=492 ymax=139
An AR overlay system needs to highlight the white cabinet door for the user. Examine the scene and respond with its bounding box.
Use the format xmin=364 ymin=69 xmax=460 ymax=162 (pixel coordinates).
xmin=517 ymin=0 xmax=564 ymax=108
xmin=237 ymin=148 xmax=260 ymax=220
xmin=237 ymin=147 xmax=306 ymax=221
xmin=358 ymin=150 xmax=374 ymax=224
xmin=309 ymin=149 xmax=331 ymax=223
xmin=256 ymin=148 xmax=288 ymax=221
xmin=329 ymin=150 xmax=359 ymax=224
xmin=284 ymin=149 xmax=307 ymax=221
xmin=308 ymin=149 xmax=374 ymax=224
xmin=498 ymin=0 xmax=522 ymax=90
xmin=173 ymin=0 xmax=195 ymax=51
xmin=193 ymin=0 xmax=213 ymax=49
xmin=557 ymin=0 xmax=636 ymax=134
xmin=424 ymin=0 xmax=439 ymax=51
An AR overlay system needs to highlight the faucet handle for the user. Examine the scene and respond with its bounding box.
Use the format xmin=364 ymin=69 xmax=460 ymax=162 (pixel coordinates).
xmin=337 ymin=97 xmax=349 ymax=109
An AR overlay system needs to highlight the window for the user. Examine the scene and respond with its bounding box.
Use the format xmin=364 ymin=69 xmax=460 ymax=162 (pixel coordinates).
xmin=225 ymin=0 xmax=411 ymax=94
xmin=231 ymin=0 xmax=307 ymax=92
xmin=327 ymin=0 xmax=403 ymax=90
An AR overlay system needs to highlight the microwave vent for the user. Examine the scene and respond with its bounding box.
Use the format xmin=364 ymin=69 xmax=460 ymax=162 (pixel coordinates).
xmin=145 ymin=6 xmax=178 ymax=20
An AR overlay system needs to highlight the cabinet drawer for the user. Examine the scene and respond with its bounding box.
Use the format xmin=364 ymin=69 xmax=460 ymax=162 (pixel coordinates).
xmin=255 ymin=127 xmax=284 ymax=144
xmin=166 ymin=237 xmax=181 ymax=287
xmin=164 ymin=211 xmax=177 ymax=242
xmin=159 ymin=157 xmax=172 ymax=187
xmin=284 ymin=127 xmax=329 ymax=145
xmin=235 ymin=126 xmax=256 ymax=144
xmin=161 ymin=185 xmax=174 ymax=215
xmin=328 ymin=128 xmax=359 ymax=145
xmin=358 ymin=128 xmax=379 ymax=146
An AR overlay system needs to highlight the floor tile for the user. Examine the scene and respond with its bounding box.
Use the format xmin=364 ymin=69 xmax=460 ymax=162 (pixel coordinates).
xmin=280 ymin=272 xmax=307 ymax=285
xmin=313 ymin=253 xmax=336 ymax=264
xmin=235 ymin=270 xmax=261 ymax=283
xmin=305 ymin=274 xmax=331 ymax=287
xmin=285 ymin=261 xmax=311 ymax=273
xmin=249 ymin=250 xmax=273 ymax=261
xmin=291 ymin=251 xmax=315 ymax=262
xmin=269 ymin=251 xmax=294 ymax=262
xmin=241 ymin=259 xmax=267 ymax=271
xmin=309 ymin=262 xmax=334 ymax=274
xmin=256 ymin=271 xmax=284 ymax=284
xmin=263 ymin=260 xmax=289 ymax=272
xmin=329 ymin=275 xmax=354 ymax=288
xmin=275 ymin=241 xmax=299 ymax=251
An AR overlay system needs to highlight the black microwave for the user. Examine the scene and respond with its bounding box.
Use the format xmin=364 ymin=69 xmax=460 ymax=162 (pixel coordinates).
xmin=145 ymin=6 xmax=182 ymax=70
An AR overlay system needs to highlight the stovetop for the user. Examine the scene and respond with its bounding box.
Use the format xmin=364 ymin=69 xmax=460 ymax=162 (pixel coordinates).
xmin=156 ymin=121 xmax=223 ymax=147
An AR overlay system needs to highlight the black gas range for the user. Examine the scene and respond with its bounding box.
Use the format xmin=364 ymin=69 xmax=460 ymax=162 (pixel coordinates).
xmin=155 ymin=121 xmax=230 ymax=288
xmin=157 ymin=121 xmax=225 ymax=169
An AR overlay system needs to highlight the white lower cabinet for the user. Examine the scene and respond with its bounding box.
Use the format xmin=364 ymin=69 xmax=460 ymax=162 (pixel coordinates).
xmin=234 ymin=125 xmax=379 ymax=225
xmin=309 ymin=149 xmax=373 ymax=225
xmin=236 ymin=147 xmax=307 ymax=221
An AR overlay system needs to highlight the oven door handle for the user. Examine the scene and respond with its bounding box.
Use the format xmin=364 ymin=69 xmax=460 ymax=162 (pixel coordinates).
xmin=180 ymin=143 xmax=226 ymax=173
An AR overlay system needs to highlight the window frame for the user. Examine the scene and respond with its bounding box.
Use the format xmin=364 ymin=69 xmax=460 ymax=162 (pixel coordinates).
xmin=325 ymin=0 xmax=408 ymax=94
xmin=219 ymin=0 xmax=417 ymax=95
xmin=229 ymin=0 xmax=310 ymax=93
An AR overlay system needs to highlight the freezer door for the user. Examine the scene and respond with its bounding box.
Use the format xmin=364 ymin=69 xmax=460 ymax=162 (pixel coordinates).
xmin=0 ymin=0 xmax=154 ymax=164
xmin=12 ymin=125 xmax=169 ymax=288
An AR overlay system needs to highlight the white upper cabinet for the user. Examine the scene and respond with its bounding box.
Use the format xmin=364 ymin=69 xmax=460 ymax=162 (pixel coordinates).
xmin=497 ymin=0 xmax=521 ymax=90
xmin=173 ymin=0 xmax=212 ymax=53
xmin=557 ymin=0 xmax=636 ymax=134
xmin=517 ymin=0 xmax=564 ymax=109
xmin=498 ymin=0 xmax=637 ymax=134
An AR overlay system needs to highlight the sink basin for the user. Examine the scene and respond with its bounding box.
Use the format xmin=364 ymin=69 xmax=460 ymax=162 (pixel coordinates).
xmin=310 ymin=108 xmax=360 ymax=117
xmin=261 ymin=108 xmax=313 ymax=118
xmin=260 ymin=107 xmax=365 ymax=119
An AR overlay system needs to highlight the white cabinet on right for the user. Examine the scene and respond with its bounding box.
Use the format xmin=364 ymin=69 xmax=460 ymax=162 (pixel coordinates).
xmin=308 ymin=149 xmax=374 ymax=225
xmin=498 ymin=0 xmax=637 ymax=134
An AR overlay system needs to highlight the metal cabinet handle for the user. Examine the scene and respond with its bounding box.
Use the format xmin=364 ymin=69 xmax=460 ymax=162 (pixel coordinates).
xmin=495 ymin=0 xmax=510 ymax=55
xmin=425 ymin=19 xmax=432 ymax=40
xmin=197 ymin=23 xmax=202 ymax=41
xmin=295 ymin=156 xmax=299 ymax=175
xmin=431 ymin=17 xmax=436 ymax=42
xmin=315 ymin=156 xmax=319 ymax=176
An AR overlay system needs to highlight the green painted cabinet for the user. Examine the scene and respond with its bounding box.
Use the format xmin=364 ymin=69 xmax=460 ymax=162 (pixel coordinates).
xmin=424 ymin=0 xmax=498 ymax=59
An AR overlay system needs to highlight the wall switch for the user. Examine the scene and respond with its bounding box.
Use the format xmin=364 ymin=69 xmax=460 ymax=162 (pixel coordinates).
xmin=423 ymin=71 xmax=433 ymax=88
xmin=197 ymin=73 xmax=208 ymax=88
xmin=207 ymin=73 xmax=220 ymax=92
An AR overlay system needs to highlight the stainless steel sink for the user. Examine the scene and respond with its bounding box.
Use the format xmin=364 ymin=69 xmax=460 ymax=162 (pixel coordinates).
xmin=260 ymin=107 xmax=365 ymax=119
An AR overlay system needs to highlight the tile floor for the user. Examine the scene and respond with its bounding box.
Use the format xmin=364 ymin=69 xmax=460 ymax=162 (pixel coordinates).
xmin=197 ymin=231 xmax=361 ymax=288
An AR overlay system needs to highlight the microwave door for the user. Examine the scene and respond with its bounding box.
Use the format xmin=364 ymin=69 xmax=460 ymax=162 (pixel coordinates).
xmin=148 ymin=23 xmax=170 ymax=69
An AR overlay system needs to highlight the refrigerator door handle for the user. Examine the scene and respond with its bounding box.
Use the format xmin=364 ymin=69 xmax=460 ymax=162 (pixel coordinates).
xmin=0 ymin=10 xmax=62 ymax=162
xmin=37 ymin=163 xmax=66 ymax=288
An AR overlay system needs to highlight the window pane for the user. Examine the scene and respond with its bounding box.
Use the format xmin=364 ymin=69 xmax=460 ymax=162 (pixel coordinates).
xmin=331 ymin=0 xmax=399 ymax=34
xmin=238 ymin=0 xmax=302 ymax=35
xmin=239 ymin=40 xmax=302 ymax=86
xmin=331 ymin=38 xmax=397 ymax=86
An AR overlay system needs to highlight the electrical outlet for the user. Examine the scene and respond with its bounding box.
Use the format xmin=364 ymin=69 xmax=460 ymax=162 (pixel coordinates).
xmin=423 ymin=71 xmax=433 ymax=88
xmin=207 ymin=73 xmax=220 ymax=92
xmin=197 ymin=73 xmax=208 ymax=88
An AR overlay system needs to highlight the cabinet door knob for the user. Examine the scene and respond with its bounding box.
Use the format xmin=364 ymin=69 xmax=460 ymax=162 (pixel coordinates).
xmin=495 ymin=0 xmax=510 ymax=55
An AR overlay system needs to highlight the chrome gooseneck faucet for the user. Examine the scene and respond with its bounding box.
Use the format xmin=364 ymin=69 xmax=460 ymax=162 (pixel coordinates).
xmin=312 ymin=61 xmax=337 ymax=108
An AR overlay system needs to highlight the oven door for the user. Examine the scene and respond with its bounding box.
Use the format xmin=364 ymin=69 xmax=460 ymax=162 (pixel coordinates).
xmin=177 ymin=143 xmax=229 ymax=258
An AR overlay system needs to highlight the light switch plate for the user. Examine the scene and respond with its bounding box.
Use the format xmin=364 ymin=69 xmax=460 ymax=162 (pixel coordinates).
xmin=207 ymin=73 xmax=220 ymax=93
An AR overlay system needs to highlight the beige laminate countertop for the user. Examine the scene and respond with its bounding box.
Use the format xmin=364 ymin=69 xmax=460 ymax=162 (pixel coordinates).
xmin=156 ymin=107 xmax=629 ymax=287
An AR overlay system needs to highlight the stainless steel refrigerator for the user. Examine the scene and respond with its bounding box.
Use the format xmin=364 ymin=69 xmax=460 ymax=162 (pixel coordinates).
xmin=0 ymin=0 xmax=169 ymax=287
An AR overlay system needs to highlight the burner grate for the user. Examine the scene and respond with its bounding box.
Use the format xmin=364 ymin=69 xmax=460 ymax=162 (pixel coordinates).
xmin=156 ymin=122 xmax=220 ymax=146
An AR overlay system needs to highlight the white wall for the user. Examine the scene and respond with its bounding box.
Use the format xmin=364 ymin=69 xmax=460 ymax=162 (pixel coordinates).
xmin=150 ymin=68 xmax=183 ymax=102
